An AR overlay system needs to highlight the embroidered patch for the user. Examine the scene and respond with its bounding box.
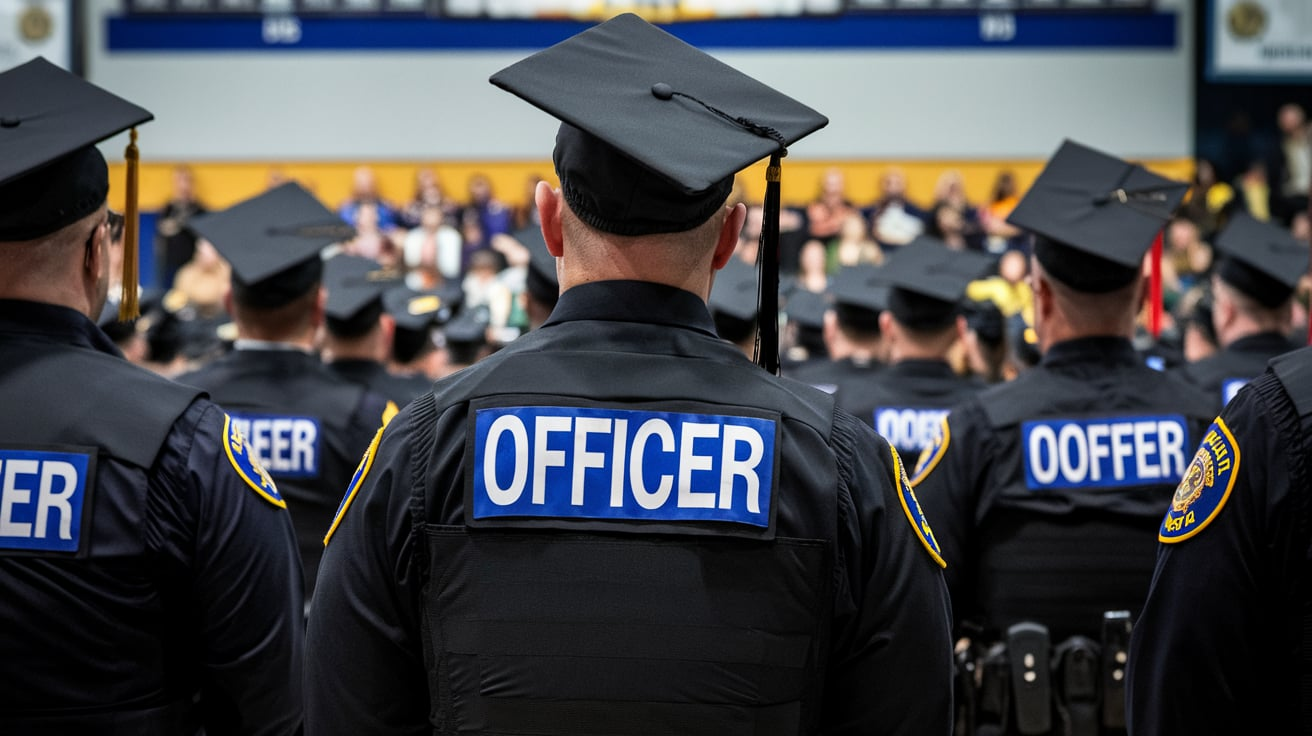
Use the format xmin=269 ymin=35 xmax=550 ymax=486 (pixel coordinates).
xmin=223 ymin=414 xmax=283 ymax=508
xmin=892 ymin=446 xmax=946 ymax=568
xmin=324 ymin=426 xmax=385 ymax=546
xmin=1159 ymin=417 xmax=1240 ymax=543
xmin=909 ymin=415 xmax=950 ymax=487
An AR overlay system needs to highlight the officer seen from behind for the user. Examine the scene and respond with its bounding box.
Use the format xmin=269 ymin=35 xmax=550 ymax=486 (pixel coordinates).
xmin=0 ymin=58 xmax=303 ymax=733
xmin=306 ymin=14 xmax=953 ymax=734
xmin=913 ymin=140 xmax=1215 ymax=735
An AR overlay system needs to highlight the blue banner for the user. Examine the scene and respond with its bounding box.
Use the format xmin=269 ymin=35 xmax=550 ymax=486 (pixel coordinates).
xmin=472 ymin=405 xmax=776 ymax=527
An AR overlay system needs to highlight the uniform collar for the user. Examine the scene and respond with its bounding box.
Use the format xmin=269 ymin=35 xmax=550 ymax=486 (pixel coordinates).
xmin=0 ymin=298 xmax=121 ymax=357
xmin=234 ymin=338 xmax=316 ymax=354
xmin=888 ymin=358 xmax=955 ymax=377
xmin=1041 ymin=335 xmax=1138 ymax=368
xmin=543 ymin=280 xmax=718 ymax=338
xmin=1228 ymin=331 xmax=1296 ymax=354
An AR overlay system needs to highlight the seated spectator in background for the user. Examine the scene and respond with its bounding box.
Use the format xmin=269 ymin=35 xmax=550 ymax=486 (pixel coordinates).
xmin=342 ymin=201 xmax=400 ymax=268
xmin=1160 ymin=216 xmax=1214 ymax=312
xmin=153 ymin=165 xmax=207 ymax=288
xmin=865 ymin=168 xmax=926 ymax=248
xmin=795 ymin=238 xmax=830 ymax=293
xmin=1269 ymin=103 xmax=1311 ymax=225
xmin=461 ymin=249 xmax=515 ymax=335
xmin=829 ymin=211 xmax=883 ymax=270
xmin=169 ymin=239 xmax=231 ymax=319
xmin=403 ymin=204 xmax=462 ymax=289
xmin=1238 ymin=160 xmax=1271 ymax=221
xmin=966 ymin=248 xmax=1030 ymax=318
xmin=459 ymin=208 xmax=490 ymax=269
xmin=979 ymin=170 xmax=1025 ymax=253
xmin=465 ymin=173 xmax=513 ymax=240
xmin=398 ymin=168 xmax=460 ymax=230
xmin=1182 ymin=158 xmax=1237 ymax=237
xmin=339 ymin=166 xmax=398 ymax=230
xmin=930 ymin=170 xmax=984 ymax=250
xmin=805 ymin=167 xmax=857 ymax=242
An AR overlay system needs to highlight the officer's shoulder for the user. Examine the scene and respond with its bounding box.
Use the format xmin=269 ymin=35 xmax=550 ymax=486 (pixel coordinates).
xmin=1270 ymin=346 xmax=1312 ymax=417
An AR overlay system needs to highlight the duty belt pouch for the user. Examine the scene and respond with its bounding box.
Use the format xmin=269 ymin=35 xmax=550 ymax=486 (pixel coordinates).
xmin=1053 ymin=636 xmax=1100 ymax=736
xmin=1100 ymin=611 xmax=1132 ymax=730
xmin=977 ymin=642 xmax=1011 ymax=735
xmin=1007 ymin=622 xmax=1053 ymax=735
xmin=955 ymin=643 xmax=979 ymax=736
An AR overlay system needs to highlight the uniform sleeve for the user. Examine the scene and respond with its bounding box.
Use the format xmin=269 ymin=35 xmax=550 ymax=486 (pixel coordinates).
xmin=823 ymin=411 xmax=954 ymax=736
xmin=305 ymin=403 xmax=429 ymax=735
xmin=151 ymin=400 xmax=305 ymax=736
xmin=1126 ymin=385 xmax=1285 ymax=735
xmin=912 ymin=402 xmax=986 ymax=619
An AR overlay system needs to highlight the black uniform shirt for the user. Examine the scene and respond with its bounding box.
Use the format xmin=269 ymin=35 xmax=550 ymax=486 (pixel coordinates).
xmin=328 ymin=357 xmax=431 ymax=408
xmin=0 ymin=299 xmax=303 ymax=734
xmin=913 ymin=336 xmax=1214 ymax=640
xmin=176 ymin=347 xmax=392 ymax=598
xmin=865 ymin=359 xmax=984 ymax=459
xmin=306 ymin=280 xmax=953 ymax=736
xmin=1127 ymin=348 xmax=1312 ymax=735
xmin=1172 ymin=331 xmax=1300 ymax=409
xmin=788 ymin=356 xmax=884 ymax=403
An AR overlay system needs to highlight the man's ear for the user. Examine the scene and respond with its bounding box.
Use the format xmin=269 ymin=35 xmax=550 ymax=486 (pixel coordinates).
xmin=712 ymin=202 xmax=748 ymax=271
xmin=536 ymin=181 xmax=564 ymax=258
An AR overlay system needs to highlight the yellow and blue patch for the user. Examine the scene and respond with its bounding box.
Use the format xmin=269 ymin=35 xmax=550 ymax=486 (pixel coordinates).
xmin=324 ymin=426 xmax=385 ymax=546
xmin=1159 ymin=416 xmax=1240 ymax=543
xmin=909 ymin=415 xmax=950 ymax=487
xmin=223 ymin=414 xmax=283 ymax=508
xmin=892 ymin=446 xmax=946 ymax=568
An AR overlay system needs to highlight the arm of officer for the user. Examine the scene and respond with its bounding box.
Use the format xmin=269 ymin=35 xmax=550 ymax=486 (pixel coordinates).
xmin=1127 ymin=387 xmax=1283 ymax=735
xmin=911 ymin=406 xmax=981 ymax=611
xmin=823 ymin=411 xmax=954 ymax=735
xmin=306 ymin=404 xmax=429 ymax=735
xmin=157 ymin=401 xmax=305 ymax=736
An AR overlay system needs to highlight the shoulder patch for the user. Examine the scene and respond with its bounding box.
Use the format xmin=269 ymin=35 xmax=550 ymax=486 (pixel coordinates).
xmin=909 ymin=415 xmax=950 ymax=487
xmin=1160 ymin=416 xmax=1240 ymax=543
xmin=324 ymin=425 xmax=385 ymax=547
xmin=223 ymin=414 xmax=284 ymax=508
xmin=892 ymin=446 xmax=946 ymax=568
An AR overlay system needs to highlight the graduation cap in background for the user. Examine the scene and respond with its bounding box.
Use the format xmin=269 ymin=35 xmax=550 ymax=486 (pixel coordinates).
xmin=383 ymin=282 xmax=463 ymax=365
xmin=515 ymin=225 xmax=560 ymax=307
xmin=1008 ymin=139 xmax=1188 ymax=293
xmin=829 ymin=264 xmax=889 ymax=334
xmin=784 ymin=288 xmax=827 ymax=332
xmin=490 ymin=12 xmax=828 ymax=374
xmin=708 ymin=258 xmax=760 ymax=345
xmin=964 ymin=300 xmax=1005 ymax=346
xmin=0 ymin=57 xmax=153 ymax=319
xmin=876 ymin=237 xmax=996 ymax=330
xmin=188 ymin=182 xmax=353 ymax=310
xmin=1213 ymin=212 xmax=1309 ymax=308
xmin=323 ymin=254 xmax=401 ymax=338
xmin=323 ymin=254 xmax=383 ymax=289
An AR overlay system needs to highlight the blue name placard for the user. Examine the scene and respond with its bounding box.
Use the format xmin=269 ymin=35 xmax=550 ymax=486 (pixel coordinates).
xmin=229 ymin=413 xmax=321 ymax=479
xmin=1022 ymin=415 xmax=1189 ymax=490
xmin=472 ymin=406 xmax=777 ymax=527
xmin=0 ymin=449 xmax=92 ymax=553
xmin=875 ymin=407 xmax=950 ymax=453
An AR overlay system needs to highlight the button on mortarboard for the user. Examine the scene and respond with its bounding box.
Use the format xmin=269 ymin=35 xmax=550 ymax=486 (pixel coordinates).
xmin=1007 ymin=139 xmax=1188 ymax=293
xmin=877 ymin=237 xmax=995 ymax=329
xmin=1213 ymin=212 xmax=1309 ymax=307
xmin=189 ymin=182 xmax=351 ymax=309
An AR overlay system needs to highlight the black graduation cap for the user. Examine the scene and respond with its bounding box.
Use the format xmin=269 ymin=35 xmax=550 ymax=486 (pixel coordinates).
xmin=323 ymin=254 xmax=382 ymax=289
xmin=829 ymin=264 xmax=889 ymax=333
xmin=709 ymin=259 xmax=760 ymax=344
xmin=1008 ymin=139 xmax=1188 ymax=293
xmin=784 ymin=288 xmax=827 ymax=331
xmin=877 ymin=237 xmax=995 ymax=330
xmin=383 ymin=284 xmax=461 ymax=333
xmin=516 ymin=226 xmax=560 ymax=306
xmin=964 ymin=300 xmax=1005 ymax=346
xmin=189 ymin=182 xmax=352 ymax=309
xmin=0 ymin=57 xmax=153 ymax=318
xmin=490 ymin=12 xmax=828 ymax=373
xmin=444 ymin=306 xmax=491 ymax=345
xmin=1213 ymin=212 xmax=1309 ymax=308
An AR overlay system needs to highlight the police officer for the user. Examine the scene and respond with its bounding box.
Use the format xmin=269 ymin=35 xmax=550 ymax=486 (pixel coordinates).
xmin=0 ymin=58 xmax=302 ymax=732
xmin=862 ymin=237 xmax=991 ymax=460
xmin=323 ymin=255 xmax=432 ymax=405
xmin=175 ymin=183 xmax=394 ymax=601
xmin=912 ymin=140 xmax=1215 ymax=732
xmin=786 ymin=263 xmax=888 ymax=395
xmin=1127 ymin=346 xmax=1312 ymax=734
xmin=306 ymin=14 xmax=953 ymax=734
xmin=1171 ymin=212 xmax=1306 ymax=408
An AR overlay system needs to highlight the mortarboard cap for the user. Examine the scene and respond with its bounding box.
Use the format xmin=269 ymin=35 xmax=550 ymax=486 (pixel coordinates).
xmin=1213 ymin=212 xmax=1309 ymax=308
xmin=785 ymin=288 xmax=827 ymax=331
xmin=829 ymin=264 xmax=889 ymax=333
xmin=878 ymin=237 xmax=996 ymax=330
xmin=325 ymin=282 xmax=389 ymax=338
xmin=964 ymin=300 xmax=1005 ymax=346
xmin=444 ymin=306 xmax=491 ymax=345
xmin=516 ymin=225 xmax=560 ymax=306
xmin=323 ymin=254 xmax=382 ymax=289
xmin=709 ymin=259 xmax=760 ymax=344
xmin=490 ymin=13 xmax=827 ymax=372
xmin=0 ymin=57 xmax=153 ymax=318
xmin=383 ymin=283 xmax=461 ymax=333
xmin=1008 ymin=139 xmax=1188 ymax=293
xmin=189 ymin=182 xmax=352 ymax=309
